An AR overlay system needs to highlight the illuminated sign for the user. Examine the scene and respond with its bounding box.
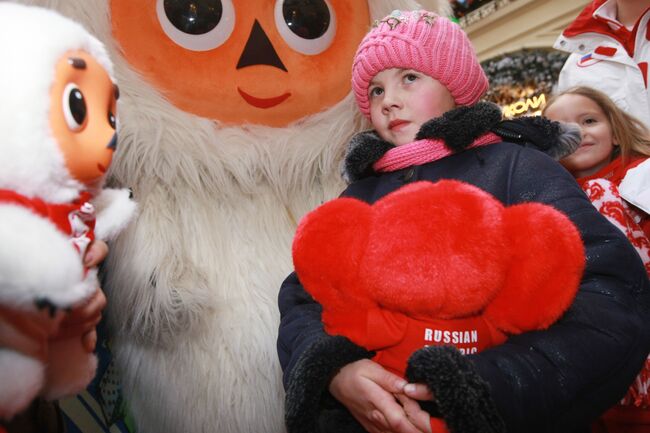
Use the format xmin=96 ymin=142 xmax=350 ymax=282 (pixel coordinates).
xmin=502 ymin=93 xmax=546 ymax=118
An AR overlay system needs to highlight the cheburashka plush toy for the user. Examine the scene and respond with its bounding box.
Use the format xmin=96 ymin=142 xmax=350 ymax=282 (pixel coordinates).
xmin=292 ymin=178 xmax=585 ymax=433
xmin=0 ymin=3 xmax=135 ymax=420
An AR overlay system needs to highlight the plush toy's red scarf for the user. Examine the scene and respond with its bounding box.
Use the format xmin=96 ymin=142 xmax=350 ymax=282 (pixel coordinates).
xmin=0 ymin=190 xmax=96 ymax=252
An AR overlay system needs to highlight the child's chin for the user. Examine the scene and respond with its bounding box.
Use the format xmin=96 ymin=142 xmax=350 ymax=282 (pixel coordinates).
xmin=393 ymin=133 xmax=415 ymax=146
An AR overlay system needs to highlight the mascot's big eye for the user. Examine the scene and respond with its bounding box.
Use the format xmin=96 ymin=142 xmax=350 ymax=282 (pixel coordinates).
xmin=62 ymin=83 xmax=87 ymax=131
xmin=274 ymin=0 xmax=336 ymax=55
xmin=157 ymin=0 xmax=235 ymax=51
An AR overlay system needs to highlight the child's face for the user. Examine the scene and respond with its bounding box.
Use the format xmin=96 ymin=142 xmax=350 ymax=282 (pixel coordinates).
xmin=544 ymin=93 xmax=616 ymax=178
xmin=368 ymin=68 xmax=455 ymax=146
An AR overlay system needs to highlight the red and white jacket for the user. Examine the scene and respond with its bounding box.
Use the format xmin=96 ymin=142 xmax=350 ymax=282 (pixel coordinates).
xmin=554 ymin=0 xmax=650 ymax=128
xmin=577 ymin=157 xmax=650 ymax=415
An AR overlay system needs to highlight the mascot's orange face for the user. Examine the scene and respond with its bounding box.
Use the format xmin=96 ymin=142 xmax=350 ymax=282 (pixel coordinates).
xmin=49 ymin=50 xmax=118 ymax=186
xmin=111 ymin=0 xmax=370 ymax=127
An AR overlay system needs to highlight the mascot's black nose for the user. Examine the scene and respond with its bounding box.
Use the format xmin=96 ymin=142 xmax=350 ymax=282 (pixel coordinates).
xmin=107 ymin=133 xmax=118 ymax=151
xmin=237 ymin=20 xmax=287 ymax=71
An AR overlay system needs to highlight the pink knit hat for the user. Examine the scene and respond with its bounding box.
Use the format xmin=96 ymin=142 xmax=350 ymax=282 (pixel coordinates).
xmin=352 ymin=10 xmax=488 ymax=119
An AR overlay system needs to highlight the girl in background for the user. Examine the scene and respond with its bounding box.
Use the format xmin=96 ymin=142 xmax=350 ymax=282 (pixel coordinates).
xmin=544 ymin=85 xmax=650 ymax=433
xmin=544 ymin=86 xmax=650 ymax=266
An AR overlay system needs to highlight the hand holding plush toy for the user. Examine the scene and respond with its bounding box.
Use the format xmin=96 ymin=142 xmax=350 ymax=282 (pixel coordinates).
xmin=293 ymin=180 xmax=585 ymax=433
xmin=0 ymin=3 xmax=136 ymax=420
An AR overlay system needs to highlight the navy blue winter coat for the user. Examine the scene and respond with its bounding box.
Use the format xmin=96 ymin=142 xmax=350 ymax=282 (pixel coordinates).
xmin=277 ymin=104 xmax=650 ymax=433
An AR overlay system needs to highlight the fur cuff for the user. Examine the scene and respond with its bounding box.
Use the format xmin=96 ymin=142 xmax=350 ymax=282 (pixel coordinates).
xmin=415 ymin=102 xmax=503 ymax=152
xmin=491 ymin=118 xmax=580 ymax=160
xmin=93 ymin=188 xmax=137 ymax=241
xmin=342 ymin=130 xmax=394 ymax=184
xmin=406 ymin=346 xmax=506 ymax=433
xmin=285 ymin=335 xmax=373 ymax=433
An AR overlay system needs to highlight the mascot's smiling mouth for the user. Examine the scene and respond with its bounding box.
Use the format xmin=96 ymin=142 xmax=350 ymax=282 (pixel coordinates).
xmin=237 ymin=87 xmax=291 ymax=109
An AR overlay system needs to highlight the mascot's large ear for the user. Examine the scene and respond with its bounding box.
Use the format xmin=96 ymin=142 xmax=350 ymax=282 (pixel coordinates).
xmin=292 ymin=197 xmax=372 ymax=311
xmin=484 ymin=203 xmax=585 ymax=334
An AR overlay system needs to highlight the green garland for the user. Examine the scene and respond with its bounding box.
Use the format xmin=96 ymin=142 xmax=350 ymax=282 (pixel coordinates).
xmin=480 ymin=48 xmax=568 ymax=106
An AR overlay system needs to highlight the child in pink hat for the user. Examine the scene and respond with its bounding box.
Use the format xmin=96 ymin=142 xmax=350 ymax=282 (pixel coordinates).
xmin=278 ymin=9 xmax=650 ymax=433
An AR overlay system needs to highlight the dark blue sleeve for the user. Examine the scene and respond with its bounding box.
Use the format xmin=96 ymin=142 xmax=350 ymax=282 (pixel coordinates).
xmin=277 ymin=271 xmax=325 ymax=389
xmin=470 ymin=147 xmax=650 ymax=433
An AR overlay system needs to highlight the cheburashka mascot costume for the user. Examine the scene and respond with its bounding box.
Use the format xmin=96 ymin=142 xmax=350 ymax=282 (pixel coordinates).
xmin=16 ymin=0 xmax=448 ymax=432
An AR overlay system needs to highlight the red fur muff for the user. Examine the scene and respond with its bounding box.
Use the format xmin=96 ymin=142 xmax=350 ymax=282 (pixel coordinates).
xmin=292 ymin=180 xmax=585 ymax=366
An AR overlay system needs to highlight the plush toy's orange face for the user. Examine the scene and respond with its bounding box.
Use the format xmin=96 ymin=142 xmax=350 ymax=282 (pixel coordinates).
xmin=110 ymin=0 xmax=370 ymax=127
xmin=49 ymin=50 xmax=118 ymax=186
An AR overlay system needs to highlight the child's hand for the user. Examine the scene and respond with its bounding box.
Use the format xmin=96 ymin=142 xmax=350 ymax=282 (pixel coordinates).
xmin=52 ymin=240 xmax=109 ymax=352
xmin=53 ymin=288 xmax=106 ymax=351
xmin=395 ymin=393 xmax=432 ymax=433
xmin=403 ymin=383 xmax=433 ymax=401
xmin=0 ymin=304 xmax=66 ymax=361
xmin=399 ymin=384 xmax=449 ymax=433
xmin=83 ymin=240 xmax=109 ymax=268
xmin=329 ymin=359 xmax=426 ymax=433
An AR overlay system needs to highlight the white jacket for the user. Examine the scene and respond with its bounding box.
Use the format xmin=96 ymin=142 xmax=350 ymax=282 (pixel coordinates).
xmin=554 ymin=0 xmax=650 ymax=128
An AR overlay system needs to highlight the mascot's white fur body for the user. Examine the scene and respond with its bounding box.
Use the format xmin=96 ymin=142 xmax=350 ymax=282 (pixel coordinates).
xmin=20 ymin=1 xmax=448 ymax=432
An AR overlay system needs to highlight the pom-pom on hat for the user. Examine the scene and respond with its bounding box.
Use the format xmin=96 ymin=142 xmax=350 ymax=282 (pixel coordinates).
xmin=352 ymin=10 xmax=489 ymax=119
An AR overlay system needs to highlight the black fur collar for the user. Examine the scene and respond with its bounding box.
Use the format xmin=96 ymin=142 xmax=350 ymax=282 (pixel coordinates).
xmin=342 ymin=102 xmax=580 ymax=183
xmin=342 ymin=102 xmax=501 ymax=183
xmin=415 ymin=101 xmax=503 ymax=152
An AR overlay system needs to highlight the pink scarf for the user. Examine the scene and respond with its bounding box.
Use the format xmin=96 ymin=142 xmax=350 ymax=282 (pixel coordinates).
xmin=373 ymin=132 xmax=502 ymax=173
